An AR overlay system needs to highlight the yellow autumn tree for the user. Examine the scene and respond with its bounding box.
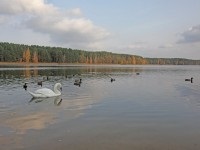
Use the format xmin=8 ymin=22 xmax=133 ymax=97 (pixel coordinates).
xmin=141 ymin=58 xmax=147 ymax=64
xmin=131 ymin=56 xmax=136 ymax=64
xmin=23 ymin=48 xmax=31 ymax=63
xmin=32 ymin=51 xmax=38 ymax=63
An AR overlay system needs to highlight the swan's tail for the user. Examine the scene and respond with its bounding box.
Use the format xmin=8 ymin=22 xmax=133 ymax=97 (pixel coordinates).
xmin=28 ymin=91 xmax=41 ymax=98
xmin=28 ymin=91 xmax=35 ymax=97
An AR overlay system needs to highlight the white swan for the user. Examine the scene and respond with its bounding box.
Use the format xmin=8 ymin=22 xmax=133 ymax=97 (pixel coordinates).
xmin=28 ymin=83 xmax=62 ymax=98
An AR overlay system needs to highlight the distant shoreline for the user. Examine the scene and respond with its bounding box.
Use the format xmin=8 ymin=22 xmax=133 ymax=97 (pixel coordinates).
xmin=0 ymin=62 xmax=199 ymax=67
xmin=0 ymin=62 xmax=127 ymax=67
xmin=0 ymin=62 xmax=91 ymax=67
xmin=0 ymin=62 xmax=64 ymax=66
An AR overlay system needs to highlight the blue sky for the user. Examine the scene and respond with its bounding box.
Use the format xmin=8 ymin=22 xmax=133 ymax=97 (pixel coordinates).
xmin=0 ymin=0 xmax=200 ymax=59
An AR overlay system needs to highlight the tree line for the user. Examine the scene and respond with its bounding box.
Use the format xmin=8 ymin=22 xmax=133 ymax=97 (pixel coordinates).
xmin=0 ymin=42 xmax=200 ymax=65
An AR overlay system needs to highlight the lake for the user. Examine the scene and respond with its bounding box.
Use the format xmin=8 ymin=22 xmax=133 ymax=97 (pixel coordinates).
xmin=0 ymin=65 xmax=200 ymax=150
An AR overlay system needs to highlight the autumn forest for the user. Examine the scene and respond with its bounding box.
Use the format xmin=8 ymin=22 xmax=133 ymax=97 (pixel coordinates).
xmin=0 ymin=42 xmax=200 ymax=65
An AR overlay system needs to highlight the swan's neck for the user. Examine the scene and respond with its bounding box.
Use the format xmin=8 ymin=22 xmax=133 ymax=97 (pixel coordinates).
xmin=54 ymin=84 xmax=61 ymax=95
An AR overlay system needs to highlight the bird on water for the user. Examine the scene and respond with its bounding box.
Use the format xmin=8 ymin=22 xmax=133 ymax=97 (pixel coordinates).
xmin=185 ymin=77 xmax=193 ymax=83
xmin=74 ymin=79 xmax=82 ymax=86
xmin=37 ymin=81 xmax=43 ymax=87
xmin=23 ymin=83 xmax=27 ymax=90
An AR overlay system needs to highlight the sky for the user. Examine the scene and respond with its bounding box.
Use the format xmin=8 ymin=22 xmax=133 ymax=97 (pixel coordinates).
xmin=0 ymin=0 xmax=200 ymax=59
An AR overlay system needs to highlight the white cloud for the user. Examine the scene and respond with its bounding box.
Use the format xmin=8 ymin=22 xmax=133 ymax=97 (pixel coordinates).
xmin=65 ymin=8 xmax=83 ymax=17
xmin=0 ymin=0 xmax=110 ymax=49
xmin=126 ymin=42 xmax=147 ymax=50
xmin=0 ymin=0 xmax=57 ymax=15
xmin=177 ymin=25 xmax=200 ymax=43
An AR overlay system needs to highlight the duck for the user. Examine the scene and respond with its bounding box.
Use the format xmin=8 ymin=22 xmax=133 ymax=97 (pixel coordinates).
xmin=28 ymin=83 xmax=62 ymax=98
xmin=185 ymin=77 xmax=193 ymax=83
xmin=43 ymin=76 xmax=49 ymax=81
xmin=23 ymin=83 xmax=28 ymax=90
xmin=74 ymin=79 xmax=82 ymax=86
xmin=111 ymin=78 xmax=115 ymax=82
xmin=37 ymin=81 xmax=43 ymax=87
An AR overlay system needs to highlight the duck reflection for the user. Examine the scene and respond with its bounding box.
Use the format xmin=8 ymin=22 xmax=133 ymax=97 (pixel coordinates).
xmin=29 ymin=96 xmax=62 ymax=106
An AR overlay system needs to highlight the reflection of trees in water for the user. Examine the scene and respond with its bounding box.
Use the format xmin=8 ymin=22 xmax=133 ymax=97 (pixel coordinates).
xmin=0 ymin=66 xmax=142 ymax=78
xmin=24 ymin=66 xmax=31 ymax=78
xmin=0 ymin=66 xmax=145 ymax=93
xmin=32 ymin=67 xmax=38 ymax=77
xmin=24 ymin=66 xmax=39 ymax=78
xmin=0 ymin=70 xmax=22 ymax=78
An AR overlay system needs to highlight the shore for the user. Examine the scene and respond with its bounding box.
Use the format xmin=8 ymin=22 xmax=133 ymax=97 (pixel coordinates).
xmin=0 ymin=62 xmax=135 ymax=67
xmin=0 ymin=62 xmax=79 ymax=66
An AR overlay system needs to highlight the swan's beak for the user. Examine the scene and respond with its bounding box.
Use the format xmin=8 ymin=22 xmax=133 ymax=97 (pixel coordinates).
xmin=60 ymin=87 xmax=62 ymax=91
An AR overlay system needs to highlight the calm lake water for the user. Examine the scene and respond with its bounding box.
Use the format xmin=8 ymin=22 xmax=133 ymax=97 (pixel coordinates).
xmin=0 ymin=65 xmax=200 ymax=150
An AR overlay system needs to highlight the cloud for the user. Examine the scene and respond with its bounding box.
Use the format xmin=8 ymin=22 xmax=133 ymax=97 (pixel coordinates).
xmin=0 ymin=15 xmax=9 ymax=24
xmin=158 ymin=44 xmax=173 ymax=49
xmin=126 ymin=42 xmax=147 ymax=49
xmin=0 ymin=0 xmax=58 ymax=15
xmin=26 ymin=16 xmax=109 ymax=44
xmin=177 ymin=25 xmax=200 ymax=43
xmin=0 ymin=0 xmax=110 ymax=48
xmin=65 ymin=8 xmax=83 ymax=17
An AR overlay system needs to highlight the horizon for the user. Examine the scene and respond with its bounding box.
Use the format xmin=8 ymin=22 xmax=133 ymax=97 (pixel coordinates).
xmin=0 ymin=0 xmax=200 ymax=59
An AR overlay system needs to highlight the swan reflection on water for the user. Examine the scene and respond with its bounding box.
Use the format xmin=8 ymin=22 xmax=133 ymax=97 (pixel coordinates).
xmin=29 ymin=96 xmax=62 ymax=106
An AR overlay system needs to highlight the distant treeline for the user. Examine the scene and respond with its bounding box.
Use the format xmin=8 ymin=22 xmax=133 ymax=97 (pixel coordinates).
xmin=0 ymin=42 xmax=200 ymax=65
